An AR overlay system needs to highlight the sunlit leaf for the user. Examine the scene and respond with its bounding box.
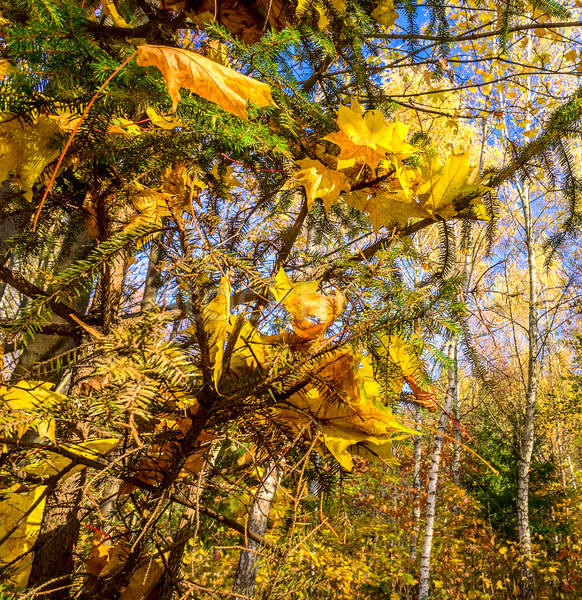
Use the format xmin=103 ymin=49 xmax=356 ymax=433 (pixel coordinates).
xmin=136 ymin=45 xmax=277 ymax=120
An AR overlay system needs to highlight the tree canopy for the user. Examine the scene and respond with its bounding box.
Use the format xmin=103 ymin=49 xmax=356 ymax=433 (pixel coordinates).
xmin=1 ymin=0 xmax=582 ymax=598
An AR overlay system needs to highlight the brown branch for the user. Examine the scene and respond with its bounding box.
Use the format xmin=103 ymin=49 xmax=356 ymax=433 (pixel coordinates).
xmin=374 ymin=19 xmax=582 ymax=42
xmin=0 ymin=264 xmax=99 ymax=335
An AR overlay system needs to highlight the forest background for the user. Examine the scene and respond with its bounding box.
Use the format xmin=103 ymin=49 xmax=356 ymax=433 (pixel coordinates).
xmin=1 ymin=0 xmax=582 ymax=598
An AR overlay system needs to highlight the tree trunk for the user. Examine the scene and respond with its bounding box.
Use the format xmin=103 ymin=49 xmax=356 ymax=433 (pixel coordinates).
xmin=233 ymin=460 xmax=281 ymax=599
xmin=27 ymin=470 xmax=86 ymax=599
xmin=418 ymin=341 xmax=456 ymax=600
xmin=517 ymin=180 xmax=538 ymax=600
xmin=452 ymin=355 xmax=461 ymax=489
xmin=141 ymin=231 xmax=165 ymax=312
xmin=409 ymin=406 xmax=423 ymax=565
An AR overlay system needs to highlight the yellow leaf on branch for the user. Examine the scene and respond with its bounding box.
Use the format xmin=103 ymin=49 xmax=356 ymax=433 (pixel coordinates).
xmin=371 ymin=0 xmax=398 ymax=28
xmin=203 ymin=276 xmax=231 ymax=387
xmin=277 ymin=352 xmax=416 ymax=470
xmin=325 ymin=101 xmax=416 ymax=170
xmin=416 ymin=151 xmax=490 ymax=219
xmin=271 ymin=268 xmax=344 ymax=341
xmin=377 ymin=334 xmax=438 ymax=411
xmin=129 ymin=187 xmax=171 ymax=227
xmin=146 ymin=106 xmax=183 ymax=130
xmin=1 ymin=380 xmax=66 ymax=442
xmin=0 ymin=485 xmax=46 ymax=586
xmin=293 ymin=158 xmax=349 ymax=211
xmin=136 ymin=45 xmax=277 ymax=120
xmin=0 ymin=115 xmax=63 ymax=202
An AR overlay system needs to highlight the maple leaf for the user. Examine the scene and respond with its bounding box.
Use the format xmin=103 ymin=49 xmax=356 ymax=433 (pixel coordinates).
xmin=325 ymin=101 xmax=416 ymax=170
xmin=343 ymin=187 xmax=430 ymax=232
xmin=0 ymin=115 xmax=63 ymax=202
xmin=136 ymin=45 xmax=277 ymax=120
xmin=1 ymin=380 xmax=67 ymax=442
xmin=146 ymin=106 xmax=183 ymax=130
xmin=372 ymin=0 xmax=398 ymax=28
xmin=277 ymin=352 xmax=417 ymax=470
xmin=0 ymin=485 xmax=46 ymax=586
xmin=293 ymin=158 xmax=349 ymax=211
xmin=203 ymin=276 xmax=231 ymax=387
xmin=129 ymin=187 xmax=172 ymax=228
xmin=416 ymin=151 xmax=491 ymax=219
xmin=21 ymin=438 xmax=119 ymax=480
xmin=377 ymin=334 xmax=438 ymax=411
xmin=271 ymin=268 xmax=344 ymax=341
xmin=296 ymin=0 xmax=346 ymax=29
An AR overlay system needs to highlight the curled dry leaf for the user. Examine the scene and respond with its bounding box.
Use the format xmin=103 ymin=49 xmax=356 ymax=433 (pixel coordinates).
xmin=271 ymin=268 xmax=344 ymax=342
xmin=136 ymin=45 xmax=277 ymax=121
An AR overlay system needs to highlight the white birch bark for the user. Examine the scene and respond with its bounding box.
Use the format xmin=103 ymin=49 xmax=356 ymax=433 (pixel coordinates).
xmin=233 ymin=460 xmax=281 ymax=599
xmin=517 ymin=180 xmax=538 ymax=600
xmin=418 ymin=341 xmax=456 ymax=600
xmin=409 ymin=406 xmax=423 ymax=564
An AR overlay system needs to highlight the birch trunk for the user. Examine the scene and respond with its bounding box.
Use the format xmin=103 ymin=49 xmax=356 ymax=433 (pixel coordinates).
xmin=418 ymin=341 xmax=456 ymax=600
xmin=233 ymin=460 xmax=281 ymax=599
xmin=517 ymin=181 xmax=538 ymax=600
xmin=409 ymin=406 xmax=423 ymax=564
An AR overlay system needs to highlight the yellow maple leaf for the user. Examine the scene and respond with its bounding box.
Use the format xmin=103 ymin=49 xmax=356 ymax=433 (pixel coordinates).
xmin=1 ymin=380 xmax=66 ymax=442
xmin=377 ymin=334 xmax=438 ymax=411
xmin=277 ymin=352 xmax=416 ymax=470
xmin=229 ymin=319 xmax=269 ymax=376
xmin=343 ymin=186 xmax=429 ymax=232
xmin=296 ymin=0 xmax=346 ymax=28
xmin=0 ymin=485 xmax=46 ymax=586
xmin=200 ymin=277 xmax=231 ymax=387
xmin=293 ymin=158 xmax=349 ymax=211
xmin=325 ymin=101 xmax=416 ymax=171
xmin=146 ymin=107 xmax=183 ymax=130
xmin=0 ymin=59 xmax=11 ymax=80
xmin=21 ymin=438 xmax=119 ymax=480
xmin=271 ymin=268 xmax=343 ymax=341
xmin=102 ymin=0 xmax=130 ymax=27
xmin=136 ymin=45 xmax=277 ymax=120
xmin=129 ymin=186 xmax=172 ymax=227
xmin=416 ymin=151 xmax=490 ymax=219
xmin=372 ymin=0 xmax=398 ymax=28
xmin=0 ymin=115 xmax=63 ymax=202
xmin=118 ymin=557 xmax=164 ymax=600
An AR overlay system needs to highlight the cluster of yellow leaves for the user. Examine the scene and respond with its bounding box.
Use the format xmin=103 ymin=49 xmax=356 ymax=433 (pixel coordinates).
xmin=193 ymin=269 xmax=435 ymax=470
xmin=0 ymin=380 xmax=119 ymax=586
xmin=290 ymin=100 xmax=489 ymax=230
xmin=136 ymin=44 xmax=277 ymax=121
